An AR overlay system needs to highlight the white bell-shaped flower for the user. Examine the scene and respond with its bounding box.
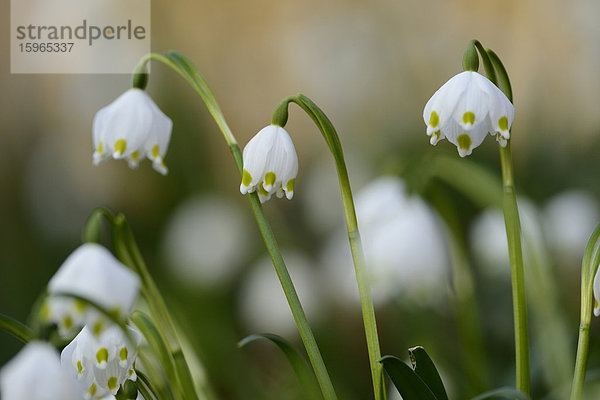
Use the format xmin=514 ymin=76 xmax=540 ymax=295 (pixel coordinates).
xmin=44 ymin=243 xmax=140 ymax=337
xmin=423 ymin=71 xmax=515 ymax=157
xmin=93 ymin=88 xmax=173 ymax=175
xmin=61 ymin=325 xmax=141 ymax=399
xmin=0 ymin=342 xmax=83 ymax=400
xmin=240 ymin=124 xmax=298 ymax=203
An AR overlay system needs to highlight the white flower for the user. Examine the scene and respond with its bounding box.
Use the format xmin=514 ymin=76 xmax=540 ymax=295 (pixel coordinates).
xmin=44 ymin=243 xmax=140 ymax=337
xmin=93 ymin=88 xmax=173 ymax=175
xmin=423 ymin=71 xmax=515 ymax=157
xmin=0 ymin=341 xmax=83 ymax=400
xmin=240 ymin=125 xmax=298 ymax=203
xmin=61 ymin=325 xmax=141 ymax=399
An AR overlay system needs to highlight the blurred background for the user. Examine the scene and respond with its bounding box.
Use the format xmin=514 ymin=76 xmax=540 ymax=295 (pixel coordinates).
xmin=2 ymin=0 xmax=600 ymax=398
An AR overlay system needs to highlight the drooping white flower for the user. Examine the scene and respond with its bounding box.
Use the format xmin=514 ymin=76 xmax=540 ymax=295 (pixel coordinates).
xmin=44 ymin=243 xmax=140 ymax=337
xmin=240 ymin=125 xmax=298 ymax=203
xmin=423 ymin=71 xmax=515 ymax=157
xmin=0 ymin=341 xmax=83 ymax=400
xmin=61 ymin=325 xmax=141 ymax=399
xmin=93 ymin=88 xmax=173 ymax=175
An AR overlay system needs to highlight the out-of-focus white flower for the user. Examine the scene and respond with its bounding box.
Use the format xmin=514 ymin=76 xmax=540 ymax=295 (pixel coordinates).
xmin=238 ymin=251 xmax=321 ymax=335
xmin=543 ymin=190 xmax=600 ymax=269
xmin=321 ymin=176 xmax=448 ymax=306
xmin=0 ymin=341 xmax=82 ymax=400
xmin=240 ymin=125 xmax=298 ymax=203
xmin=161 ymin=195 xmax=252 ymax=287
xmin=470 ymin=199 xmax=545 ymax=277
xmin=44 ymin=243 xmax=140 ymax=337
xmin=93 ymin=88 xmax=172 ymax=175
xmin=423 ymin=71 xmax=515 ymax=157
xmin=61 ymin=325 xmax=141 ymax=400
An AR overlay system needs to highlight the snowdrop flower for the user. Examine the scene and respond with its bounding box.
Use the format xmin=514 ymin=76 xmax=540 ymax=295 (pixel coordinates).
xmin=423 ymin=71 xmax=515 ymax=157
xmin=320 ymin=177 xmax=448 ymax=306
xmin=0 ymin=341 xmax=82 ymax=400
xmin=44 ymin=243 xmax=140 ymax=337
xmin=61 ymin=325 xmax=141 ymax=399
xmin=93 ymin=88 xmax=172 ymax=175
xmin=240 ymin=125 xmax=298 ymax=203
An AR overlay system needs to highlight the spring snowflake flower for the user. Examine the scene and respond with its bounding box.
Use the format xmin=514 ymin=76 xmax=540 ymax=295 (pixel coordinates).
xmin=240 ymin=124 xmax=298 ymax=203
xmin=61 ymin=325 xmax=141 ymax=399
xmin=93 ymin=88 xmax=173 ymax=175
xmin=0 ymin=342 xmax=82 ymax=400
xmin=423 ymin=71 xmax=514 ymax=157
xmin=43 ymin=243 xmax=141 ymax=337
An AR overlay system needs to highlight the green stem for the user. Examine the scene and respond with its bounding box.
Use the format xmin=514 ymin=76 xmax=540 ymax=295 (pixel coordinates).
xmin=0 ymin=313 xmax=34 ymax=344
xmin=571 ymin=323 xmax=591 ymax=400
xmin=479 ymin=43 xmax=530 ymax=395
xmin=134 ymin=52 xmax=337 ymax=399
xmin=230 ymin=145 xmax=338 ymax=400
xmin=275 ymin=94 xmax=384 ymax=400
xmin=569 ymin=224 xmax=600 ymax=400
xmin=499 ymin=142 xmax=530 ymax=395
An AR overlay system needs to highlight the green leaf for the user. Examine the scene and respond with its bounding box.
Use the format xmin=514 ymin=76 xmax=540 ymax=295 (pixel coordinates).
xmin=409 ymin=347 xmax=448 ymax=400
xmin=470 ymin=387 xmax=529 ymax=400
xmin=379 ymin=355 xmax=438 ymax=400
xmin=0 ymin=313 xmax=34 ymax=344
xmin=239 ymin=333 xmax=323 ymax=400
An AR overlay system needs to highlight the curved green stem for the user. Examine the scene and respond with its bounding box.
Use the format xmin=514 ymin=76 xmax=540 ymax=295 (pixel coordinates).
xmin=273 ymin=94 xmax=385 ymax=400
xmin=0 ymin=313 xmax=34 ymax=344
xmin=569 ymin=224 xmax=600 ymax=400
xmin=134 ymin=52 xmax=338 ymax=400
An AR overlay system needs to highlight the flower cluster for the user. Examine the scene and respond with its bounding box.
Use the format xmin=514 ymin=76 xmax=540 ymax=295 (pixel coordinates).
xmin=1 ymin=244 xmax=143 ymax=400
xmin=93 ymin=88 xmax=173 ymax=175
xmin=423 ymin=71 xmax=514 ymax=156
xmin=61 ymin=325 xmax=141 ymax=399
xmin=43 ymin=243 xmax=140 ymax=337
xmin=240 ymin=125 xmax=298 ymax=203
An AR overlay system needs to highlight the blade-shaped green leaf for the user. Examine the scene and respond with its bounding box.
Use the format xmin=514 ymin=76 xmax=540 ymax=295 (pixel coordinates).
xmin=239 ymin=333 xmax=323 ymax=400
xmin=379 ymin=355 xmax=438 ymax=400
xmin=409 ymin=347 xmax=448 ymax=400
xmin=470 ymin=387 xmax=529 ymax=400
xmin=0 ymin=313 xmax=34 ymax=344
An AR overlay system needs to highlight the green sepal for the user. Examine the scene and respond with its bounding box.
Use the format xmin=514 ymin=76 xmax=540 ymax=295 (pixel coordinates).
xmin=379 ymin=355 xmax=438 ymax=400
xmin=271 ymin=99 xmax=290 ymax=127
xmin=115 ymin=379 xmax=138 ymax=400
xmin=132 ymin=63 xmax=149 ymax=90
xmin=470 ymin=387 xmax=529 ymax=400
xmin=462 ymin=40 xmax=479 ymax=72
xmin=239 ymin=333 xmax=323 ymax=400
xmin=408 ymin=347 xmax=449 ymax=400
